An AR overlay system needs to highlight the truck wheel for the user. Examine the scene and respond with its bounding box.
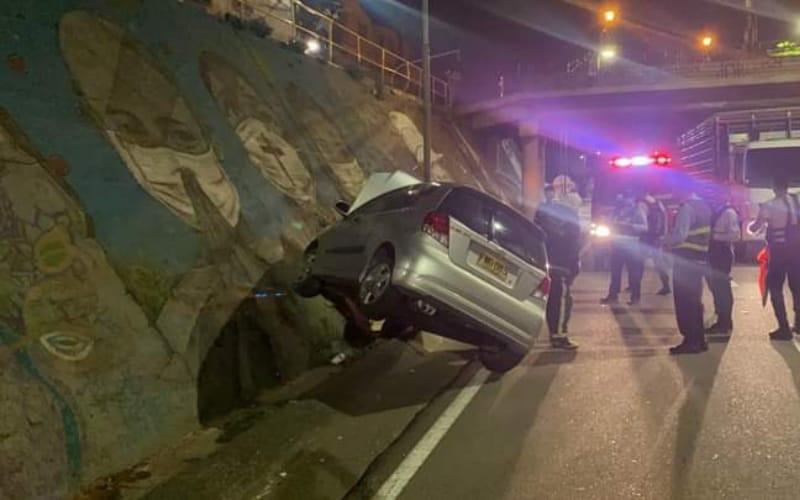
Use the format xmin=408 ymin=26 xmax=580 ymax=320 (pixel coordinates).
xmin=358 ymin=250 xmax=400 ymax=320
xmin=293 ymin=245 xmax=321 ymax=298
xmin=479 ymin=346 xmax=526 ymax=373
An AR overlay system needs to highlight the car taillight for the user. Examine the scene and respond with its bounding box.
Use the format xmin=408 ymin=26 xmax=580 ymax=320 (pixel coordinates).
xmin=422 ymin=211 xmax=450 ymax=247
xmin=532 ymin=275 xmax=551 ymax=299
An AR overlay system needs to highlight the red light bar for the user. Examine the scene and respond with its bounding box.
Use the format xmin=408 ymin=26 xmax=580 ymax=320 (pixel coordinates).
xmin=611 ymin=153 xmax=671 ymax=168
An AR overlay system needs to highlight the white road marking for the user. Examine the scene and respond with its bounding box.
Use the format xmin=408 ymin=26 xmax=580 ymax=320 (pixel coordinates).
xmin=373 ymin=368 xmax=490 ymax=500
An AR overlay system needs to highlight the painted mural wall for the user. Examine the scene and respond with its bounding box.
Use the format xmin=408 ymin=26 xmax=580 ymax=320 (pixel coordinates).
xmin=0 ymin=0 xmax=507 ymax=497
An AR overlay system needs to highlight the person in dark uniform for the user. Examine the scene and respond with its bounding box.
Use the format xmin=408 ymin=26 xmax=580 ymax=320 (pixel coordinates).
xmin=600 ymin=193 xmax=648 ymax=305
xmin=705 ymin=188 xmax=741 ymax=335
xmin=640 ymin=191 xmax=672 ymax=296
xmin=666 ymin=185 xmax=712 ymax=354
xmin=535 ymin=184 xmax=580 ymax=350
xmin=748 ymin=174 xmax=800 ymax=339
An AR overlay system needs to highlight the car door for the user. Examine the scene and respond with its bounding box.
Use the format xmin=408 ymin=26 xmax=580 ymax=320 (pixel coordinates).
xmin=318 ymin=188 xmax=413 ymax=281
xmin=319 ymin=203 xmax=378 ymax=281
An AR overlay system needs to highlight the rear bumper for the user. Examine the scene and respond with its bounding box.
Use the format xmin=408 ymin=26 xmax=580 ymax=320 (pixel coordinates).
xmin=392 ymin=235 xmax=545 ymax=352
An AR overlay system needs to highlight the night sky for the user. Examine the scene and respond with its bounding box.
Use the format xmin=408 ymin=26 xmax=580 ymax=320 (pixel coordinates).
xmin=393 ymin=0 xmax=797 ymax=100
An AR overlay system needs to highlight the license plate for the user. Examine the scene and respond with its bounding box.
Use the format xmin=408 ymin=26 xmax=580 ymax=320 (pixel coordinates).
xmin=476 ymin=253 xmax=509 ymax=281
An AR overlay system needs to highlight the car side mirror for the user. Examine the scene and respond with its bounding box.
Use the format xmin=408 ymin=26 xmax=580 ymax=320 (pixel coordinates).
xmin=335 ymin=201 xmax=350 ymax=217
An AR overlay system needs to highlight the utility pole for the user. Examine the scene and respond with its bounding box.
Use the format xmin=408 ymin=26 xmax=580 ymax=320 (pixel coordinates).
xmin=744 ymin=0 xmax=758 ymax=52
xmin=422 ymin=0 xmax=432 ymax=182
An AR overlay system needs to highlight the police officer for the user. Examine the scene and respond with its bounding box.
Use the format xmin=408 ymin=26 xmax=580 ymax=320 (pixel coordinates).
xmin=535 ymin=184 xmax=580 ymax=350
xmin=748 ymin=174 xmax=800 ymax=339
xmin=640 ymin=190 xmax=671 ymax=296
xmin=705 ymin=188 xmax=741 ymax=335
xmin=666 ymin=184 xmax=712 ymax=354
xmin=600 ymin=193 xmax=648 ymax=305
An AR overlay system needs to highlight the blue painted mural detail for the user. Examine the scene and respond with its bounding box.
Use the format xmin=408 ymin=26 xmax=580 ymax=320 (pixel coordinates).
xmin=0 ymin=1 xmax=489 ymax=497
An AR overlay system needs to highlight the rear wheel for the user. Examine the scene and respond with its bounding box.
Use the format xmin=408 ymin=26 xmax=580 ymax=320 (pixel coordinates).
xmin=358 ymin=250 xmax=400 ymax=320
xmin=293 ymin=245 xmax=321 ymax=298
xmin=479 ymin=346 xmax=526 ymax=373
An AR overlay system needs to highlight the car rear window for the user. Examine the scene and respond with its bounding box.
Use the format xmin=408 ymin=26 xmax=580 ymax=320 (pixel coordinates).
xmin=353 ymin=184 xmax=439 ymax=215
xmin=438 ymin=188 xmax=491 ymax=236
xmin=441 ymin=188 xmax=546 ymax=267
xmin=491 ymin=207 xmax=547 ymax=268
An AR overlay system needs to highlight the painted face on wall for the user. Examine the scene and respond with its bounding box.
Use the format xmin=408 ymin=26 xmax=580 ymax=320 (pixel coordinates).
xmin=388 ymin=111 xmax=451 ymax=182
xmin=285 ymin=83 xmax=365 ymax=200
xmin=199 ymin=52 xmax=315 ymax=204
xmin=59 ymin=11 xmax=240 ymax=229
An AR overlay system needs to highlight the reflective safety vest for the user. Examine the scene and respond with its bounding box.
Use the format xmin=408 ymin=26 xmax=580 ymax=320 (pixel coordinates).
xmin=674 ymin=199 xmax=712 ymax=260
xmin=766 ymin=194 xmax=800 ymax=246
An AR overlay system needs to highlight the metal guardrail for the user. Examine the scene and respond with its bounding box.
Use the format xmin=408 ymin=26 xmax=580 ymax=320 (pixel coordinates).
xmin=515 ymin=55 xmax=800 ymax=95
xmin=233 ymin=0 xmax=450 ymax=106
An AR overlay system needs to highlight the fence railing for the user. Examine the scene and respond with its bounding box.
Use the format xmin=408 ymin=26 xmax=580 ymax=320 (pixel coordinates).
xmin=232 ymin=0 xmax=450 ymax=106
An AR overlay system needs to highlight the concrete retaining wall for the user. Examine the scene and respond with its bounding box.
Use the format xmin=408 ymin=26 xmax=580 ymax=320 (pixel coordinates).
xmin=0 ymin=1 xmax=511 ymax=497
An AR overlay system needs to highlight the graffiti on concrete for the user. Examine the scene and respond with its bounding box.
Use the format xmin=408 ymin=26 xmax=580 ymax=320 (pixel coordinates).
xmin=388 ymin=111 xmax=452 ymax=182
xmin=0 ymin=107 xmax=200 ymax=497
xmin=198 ymin=51 xmax=328 ymax=252
xmin=60 ymin=11 xmax=241 ymax=230
xmin=199 ymin=51 xmax=314 ymax=205
xmin=0 ymin=1 xmax=500 ymax=497
xmin=285 ymin=82 xmax=365 ymax=200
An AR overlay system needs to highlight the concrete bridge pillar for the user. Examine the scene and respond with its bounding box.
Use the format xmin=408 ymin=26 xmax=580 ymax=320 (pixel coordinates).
xmin=519 ymin=122 xmax=545 ymax=217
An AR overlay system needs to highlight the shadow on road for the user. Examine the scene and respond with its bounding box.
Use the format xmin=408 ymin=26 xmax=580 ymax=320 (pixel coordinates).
xmin=669 ymin=339 xmax=730 ymax=500
xmin=770 ymin=340 xmax=800 ymax=400
xmin=301 ymin=342 xmax=482 ymax=417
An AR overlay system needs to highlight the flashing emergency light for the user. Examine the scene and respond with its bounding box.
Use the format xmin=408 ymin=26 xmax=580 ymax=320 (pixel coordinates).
xmin=611 ymin=152 xmax=672 ymax=168
xmin=591 ymin=223 xmax=612 ymax=238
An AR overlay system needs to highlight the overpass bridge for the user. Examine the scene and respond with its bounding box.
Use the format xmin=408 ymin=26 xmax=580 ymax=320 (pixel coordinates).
xmin=456 ymin=57 xmax=800 ymax=212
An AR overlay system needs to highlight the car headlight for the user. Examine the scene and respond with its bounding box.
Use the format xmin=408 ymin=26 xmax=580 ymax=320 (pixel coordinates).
xmin=591 ymin=224 xmax=612 ymax=238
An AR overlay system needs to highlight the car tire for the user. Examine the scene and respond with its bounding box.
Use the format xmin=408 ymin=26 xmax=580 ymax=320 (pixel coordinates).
xmin=293 ymin=245 xmax=321 ymax=298
xmin=358 ymin=250 xmax=400 ymax=320
xmin=343 ymin=319 xmax=375 ymax=348
xmin=479 ymin=346 xmax=526 ymax=373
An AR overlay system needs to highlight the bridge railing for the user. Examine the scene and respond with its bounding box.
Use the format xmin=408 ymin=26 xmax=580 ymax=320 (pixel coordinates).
xmin=510 ymin=55 xmax=800 ymax=95
xmin=226 ymin=0 xmax=450 ymax=106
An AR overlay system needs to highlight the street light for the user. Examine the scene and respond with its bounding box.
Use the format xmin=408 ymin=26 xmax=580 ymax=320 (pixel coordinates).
xmin=599 ymin=46 xmax=618 ymax=61
xmin=305 ymin=38 xmax=321 ymax=55
xmin=701 ymin=35 xmax=714 ymax=49
xmin=603 ymin=9 xmax=617 ymax=24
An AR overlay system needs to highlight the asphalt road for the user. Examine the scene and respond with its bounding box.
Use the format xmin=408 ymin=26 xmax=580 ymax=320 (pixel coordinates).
xmin=353 ymin=267 xmax=800 ymax=500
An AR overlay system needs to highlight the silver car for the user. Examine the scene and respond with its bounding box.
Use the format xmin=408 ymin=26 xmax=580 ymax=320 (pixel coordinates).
xmin=295 ymin=173 xmax=550 ymax=372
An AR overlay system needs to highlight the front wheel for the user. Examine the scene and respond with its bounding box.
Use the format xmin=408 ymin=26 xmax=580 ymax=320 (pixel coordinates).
xmin=358 ymin=250 xmax=400 ymax=320
xmin=479 ymin=346 xmax=526 ymax=373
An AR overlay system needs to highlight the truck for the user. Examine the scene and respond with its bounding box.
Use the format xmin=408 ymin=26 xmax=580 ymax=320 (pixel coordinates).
xmin=677 ymin=107 xmax=800 ymax=261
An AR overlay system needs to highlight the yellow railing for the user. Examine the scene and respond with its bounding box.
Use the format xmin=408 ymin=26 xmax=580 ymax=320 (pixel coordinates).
xmin=235 ymin=0 xmax=451 ymax=106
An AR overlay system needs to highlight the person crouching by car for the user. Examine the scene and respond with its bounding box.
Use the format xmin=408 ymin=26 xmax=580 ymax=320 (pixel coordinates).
xmin=535 ymin=184 xmax=580 ymax=350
